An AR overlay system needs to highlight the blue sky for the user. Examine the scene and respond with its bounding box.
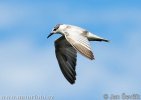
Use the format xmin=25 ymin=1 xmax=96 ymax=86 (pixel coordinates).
xmin=0 ymin=0 xmax=141 ymax=100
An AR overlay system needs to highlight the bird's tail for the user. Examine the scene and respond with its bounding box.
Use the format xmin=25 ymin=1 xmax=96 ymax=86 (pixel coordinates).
xmin=95 ymin=38 xmax=109 ymax=42
xmin=87 ymin=32 xmax=109 ymax=42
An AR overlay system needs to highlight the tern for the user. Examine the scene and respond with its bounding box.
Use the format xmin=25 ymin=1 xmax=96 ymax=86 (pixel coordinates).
xmin=47 ymin=24 xmax=109 ymax=84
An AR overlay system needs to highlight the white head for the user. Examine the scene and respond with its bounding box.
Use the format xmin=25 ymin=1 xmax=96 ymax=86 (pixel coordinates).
xmin=47 ymin=24 xmax=65 ymax=38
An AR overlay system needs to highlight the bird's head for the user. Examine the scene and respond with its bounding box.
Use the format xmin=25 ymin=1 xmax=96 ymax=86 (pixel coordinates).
xmin=47 ymin=24 xmax=62 ymax=38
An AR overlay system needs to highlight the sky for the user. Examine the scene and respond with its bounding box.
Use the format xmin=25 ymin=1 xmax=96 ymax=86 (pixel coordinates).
xmin=0 ymin=0 xmax=141 ymax=100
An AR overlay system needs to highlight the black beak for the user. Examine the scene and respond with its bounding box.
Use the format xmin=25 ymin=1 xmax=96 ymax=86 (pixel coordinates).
xmin=47 ymin=33 xmax=54 ymax=38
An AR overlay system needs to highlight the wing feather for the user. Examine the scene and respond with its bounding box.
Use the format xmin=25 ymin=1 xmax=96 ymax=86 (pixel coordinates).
xmin=55 ymin=36 xmax=77 ymax=84
xmin=65 ymin=32 xmax=94 ymax=60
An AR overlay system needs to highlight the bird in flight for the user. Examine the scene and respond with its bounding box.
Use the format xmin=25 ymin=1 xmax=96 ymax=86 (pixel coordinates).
xmin=47 ymin=24 xmax=109 ymax=84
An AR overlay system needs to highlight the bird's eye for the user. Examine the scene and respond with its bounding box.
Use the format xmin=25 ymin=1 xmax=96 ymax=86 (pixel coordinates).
xmin=53 ymin=28 xmax=57 ymax=31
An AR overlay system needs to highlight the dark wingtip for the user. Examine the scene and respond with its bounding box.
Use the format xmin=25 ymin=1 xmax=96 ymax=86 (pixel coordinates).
xmin=103 ymin=39 xmax=110 ymax=42
xmin=70 ymin=81 xmax=75 ymax=85
xmin=89 ymin=55 xmax=95 ymax=60
xmin=68 ymin=77 xmax=76 ymax=85
xmin=90 ymin=52 xmax=95 ymax=60
xmin=91 ymin=57 xmax=95 ymax=60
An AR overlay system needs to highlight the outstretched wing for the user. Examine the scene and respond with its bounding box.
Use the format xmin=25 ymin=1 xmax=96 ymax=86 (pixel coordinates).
xmin=55 ymin=36 xmax=77 ymax=84
xmin=64 ymin=29 xmax=94 ymax=60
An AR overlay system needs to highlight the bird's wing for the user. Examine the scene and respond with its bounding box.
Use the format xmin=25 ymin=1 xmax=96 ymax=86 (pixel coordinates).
xmin=64 ymin=30 xmax=94 ymax=60
xmin=55 ymin=36 xmax=77 ymax=84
